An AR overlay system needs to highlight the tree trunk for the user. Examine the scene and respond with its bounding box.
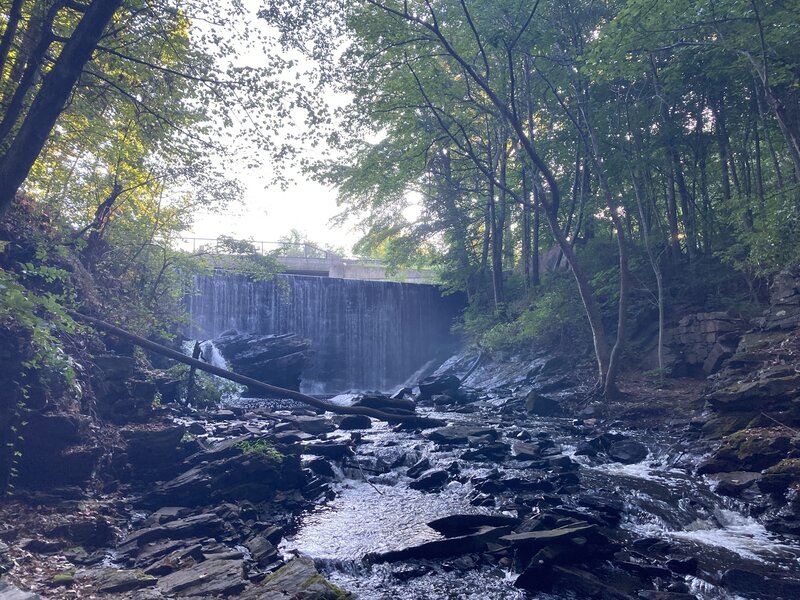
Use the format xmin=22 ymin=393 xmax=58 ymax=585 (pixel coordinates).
xmin=0 ymin=0 xmax=124 ymax=218
xmin=69 ymin=311 xmax=445 ymax=428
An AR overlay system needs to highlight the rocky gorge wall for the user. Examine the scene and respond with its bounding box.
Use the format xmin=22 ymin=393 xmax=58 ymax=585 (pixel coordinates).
xmin=186 ymin=274 xmax=464 ymax=393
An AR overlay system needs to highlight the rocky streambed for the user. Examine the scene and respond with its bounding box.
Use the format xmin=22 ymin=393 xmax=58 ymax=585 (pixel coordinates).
xmin=2 ymin=356 xmax=800 ymax=600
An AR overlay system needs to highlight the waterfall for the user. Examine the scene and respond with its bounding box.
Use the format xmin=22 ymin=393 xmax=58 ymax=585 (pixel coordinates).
xmin=186 ymin=273 xmax=463 ymax=393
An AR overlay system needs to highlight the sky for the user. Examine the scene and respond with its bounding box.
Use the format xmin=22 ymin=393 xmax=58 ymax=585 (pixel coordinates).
xmin=183 ymin=2 xmax=362 ymax=254
xmin=187 ymin=170 xmax=360 ymax=253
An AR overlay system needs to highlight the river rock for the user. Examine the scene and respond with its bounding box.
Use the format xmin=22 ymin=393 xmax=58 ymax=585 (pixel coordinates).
xmin=607 ymin=440 xmax=648 ymax=464
xmin=336 ymin=414 xmax=372 ymax=430
xmin=352 ymin=393 xmax=416 ymax=415
xmin=368 ymin=525 xmax=511 ymax=563
xmin=409 ymin=469 xmax=449 ymax=491
xmin=418 ymin=374 xmax=461 ymax=399
xmin=721 ymin=567 xmax=800 ymax=599
xmin=426 ymin=425 xmax=498 ymax=445
xmin=239 ymin=555 xmax=349 ymax=599
xmin=212 ymin=331 xmax=311 ymax=392
xmin=525 ymin=392 xmax=563 ymax=416
xmin=706 ymin=471 xmax=763 ymax=496
xmin=427 ymin=514 xmax=520 ymax=537
xmin=698 ymin=427 xmax=795 ymax=474
xmin=157 ymin=558 xmax=246 ymax=596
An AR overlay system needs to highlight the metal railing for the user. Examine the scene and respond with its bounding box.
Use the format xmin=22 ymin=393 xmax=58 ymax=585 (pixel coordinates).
xmin=177 ymin=237 xmax=332 ymax=260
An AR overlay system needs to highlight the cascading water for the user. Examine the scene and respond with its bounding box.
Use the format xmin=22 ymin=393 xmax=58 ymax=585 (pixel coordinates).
xmin=185 ymin=273 xmax=463 ymax=393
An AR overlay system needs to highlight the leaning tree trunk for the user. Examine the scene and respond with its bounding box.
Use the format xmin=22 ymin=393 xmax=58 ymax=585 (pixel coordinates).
xmin=0 ymin=0 xmax=123 ymax=219
xmin=69 ymin=311 xmax=445 ymax=428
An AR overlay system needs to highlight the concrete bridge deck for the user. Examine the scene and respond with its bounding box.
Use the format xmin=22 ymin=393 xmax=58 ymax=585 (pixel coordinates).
xmin=179 ymin=238 xmax=436 ymax=284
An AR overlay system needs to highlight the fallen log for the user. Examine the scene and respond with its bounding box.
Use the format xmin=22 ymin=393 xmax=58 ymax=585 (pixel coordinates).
xmin=69 ymin=311 xmax=444 ymax=428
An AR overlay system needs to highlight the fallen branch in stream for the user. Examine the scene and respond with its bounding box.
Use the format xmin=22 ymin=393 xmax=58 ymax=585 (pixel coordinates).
xmin=69 ymin=311 xmax=445 ymax=429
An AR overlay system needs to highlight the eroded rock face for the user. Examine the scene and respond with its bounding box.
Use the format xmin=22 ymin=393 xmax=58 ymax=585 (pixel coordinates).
xmin=698 ymin=427 xmax=797 ymax=474
xmin=212 ymin=331 xmax=312 ymax=392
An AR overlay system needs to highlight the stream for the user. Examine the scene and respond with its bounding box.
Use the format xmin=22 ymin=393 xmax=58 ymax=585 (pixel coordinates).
xmin=224 ymin=391 xmax=800 ymax=600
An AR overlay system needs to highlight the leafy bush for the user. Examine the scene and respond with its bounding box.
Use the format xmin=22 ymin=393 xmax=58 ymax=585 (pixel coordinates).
xmin=462 ymin=272 xmax=590 ymax=353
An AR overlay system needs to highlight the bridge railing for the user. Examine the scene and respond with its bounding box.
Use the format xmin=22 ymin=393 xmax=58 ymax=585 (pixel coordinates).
xmin=177 ymin=237 xmax=332 ymax=260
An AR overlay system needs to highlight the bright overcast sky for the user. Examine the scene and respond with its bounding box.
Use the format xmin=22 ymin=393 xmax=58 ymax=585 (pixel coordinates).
xmin=184 ymin=2 xmax=361 ymax=254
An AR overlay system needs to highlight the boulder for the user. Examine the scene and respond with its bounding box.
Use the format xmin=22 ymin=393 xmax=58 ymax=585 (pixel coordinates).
xmin=607 ymin=440 xmax=648 ymax=464
xmin=157 ymin=559 xmax=246 ymax=597
xmin=418 ymin=374 xmax=461 ymax=399
xmin=239 ymin=555 xmax=350 ymax=599
xmin=425 ymin=425 xmax=498 ymax=445
xmin=409 ymin=469 xmax=449 ymax=492
xmin=427 ymin=514 xmax=520 ymax=537
xmin=698 ymin=427 xmax=796 ymax=474
xmin=352 ymin=394 xmax=415 ymax=415
xmin=525 ymin=392 xmax=564 ymax=417
xmin=336 ymin=415 xmax=372 ymax=430
xmin=367 ymin=525 xmax=511 ymax=563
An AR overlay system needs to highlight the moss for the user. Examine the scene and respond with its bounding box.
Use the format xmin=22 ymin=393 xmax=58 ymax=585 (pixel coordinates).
xmin=765 ymin=458 xmax=800 ymax=475
xmin=234 ymin=439 xmax=284 ymax=463
xmin=52 ymin=571 xmax=75 ymax=586
xmin=299 ymin=573 xmax=352 ymax=599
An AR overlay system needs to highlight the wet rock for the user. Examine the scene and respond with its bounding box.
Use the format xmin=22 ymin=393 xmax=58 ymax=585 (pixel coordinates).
xmin=157 ymin=558 xmax=246 ymax=597
xmin=409 ymin=469 xmax=449 ymax=492
xmin=698 ymin=427 xmax=795 ymax=474
xmin=368 ymin=525 xmax=511 ymax=563
xmin=501 ymin=523 xmax=598 ymax=550
xmin=638 ymin=592 xmax=698 ymax=600
xmin=707 ymin=471 xmax=763 ymax=496
xmin=525 ymin=393 xmax=563 ymax=416
xmin=406 ymin=457 xmax=431 ymax=479
xmin=721 ymin=567 xmax=800 ymax=599
xmin=353 ymin=394 xmax=415 ymax=415
xmin=512 ymin=441 xmax=541 ymax=461
xmin=608 ymin=440 xmax=648 ymax=464
xmin=758 ymin=458 xmax=800 ymax=495
xmin=427 ymin=514 xmax=520 ymax=537
xmin=425 ymin=425 xmax=498 ymax=445
xmin=666 ymin=556 xmax=698 ymax=575
xmin=303 ymin=442 xmax=353 ymax=460
xmin=418 ymin=374 xmax=461 ymax=399
xmin=306 ymin=457 xmax=336 ymax=478
xmin=516 ymin=565 xmax=634 ymax=598
xmin=461 ymin=441 xmax=510 ymax=461
xmin=289 ymin=416 xmax=336 ymax=435
xmin=336 ymin=415 xmax=372 ymax=430
xmin=239 ymin=555 xmax=349 ymax=599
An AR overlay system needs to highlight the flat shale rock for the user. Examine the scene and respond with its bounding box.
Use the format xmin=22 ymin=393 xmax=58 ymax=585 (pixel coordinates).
xmin=76 ymin=568 xmax=157 ymax=593
xmin=239 ymin=555 xmax=350 ymax=599
xmin=367 ymin=525 xmax=512 ymax=563
xmin=427 ymin=514 xmax=520 ymax=537
xmin=425 ymin=425 xmax=498 ymax=445
xmin=157 ymin=559 xmax=246 ymax=597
